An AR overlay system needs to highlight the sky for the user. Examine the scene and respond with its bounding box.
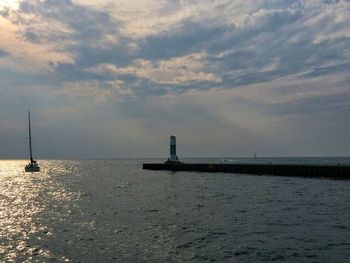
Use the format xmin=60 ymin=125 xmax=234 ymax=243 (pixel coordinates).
xmin=0 ymin=0 xmax=350 ymax=159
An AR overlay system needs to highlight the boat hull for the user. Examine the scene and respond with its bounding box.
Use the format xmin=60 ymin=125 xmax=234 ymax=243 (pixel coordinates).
xmin=25 ymin=164 xmax=40 ymax=172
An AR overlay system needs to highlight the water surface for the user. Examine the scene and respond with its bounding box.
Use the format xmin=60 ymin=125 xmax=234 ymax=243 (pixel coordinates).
xmin=1 ymin=159 xmax=350 ymax=262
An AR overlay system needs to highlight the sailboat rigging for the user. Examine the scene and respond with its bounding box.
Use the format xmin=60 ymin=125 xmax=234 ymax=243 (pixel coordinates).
xmin=25 ymin=111 xmax=40 ymax=172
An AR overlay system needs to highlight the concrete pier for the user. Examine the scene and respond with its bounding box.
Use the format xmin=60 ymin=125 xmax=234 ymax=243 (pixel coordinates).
xmin=142 ymin=163 xmax=350 ymax=179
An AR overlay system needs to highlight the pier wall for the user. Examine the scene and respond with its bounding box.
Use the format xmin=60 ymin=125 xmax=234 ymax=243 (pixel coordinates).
xmin=143 ymin=163 xmax=350 ymax=179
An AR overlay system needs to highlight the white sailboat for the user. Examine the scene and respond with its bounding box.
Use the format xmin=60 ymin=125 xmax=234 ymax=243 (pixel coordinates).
xmin=25 ymin=111 xmax=40 ymax=172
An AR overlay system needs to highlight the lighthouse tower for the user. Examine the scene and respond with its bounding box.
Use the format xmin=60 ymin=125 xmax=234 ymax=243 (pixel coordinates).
xmin=166 ymin=135 xmax=181 ymax=163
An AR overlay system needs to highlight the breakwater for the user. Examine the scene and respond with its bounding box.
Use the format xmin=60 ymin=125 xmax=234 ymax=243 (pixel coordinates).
xmin=143 ymin=163 xmax=350 ymax=179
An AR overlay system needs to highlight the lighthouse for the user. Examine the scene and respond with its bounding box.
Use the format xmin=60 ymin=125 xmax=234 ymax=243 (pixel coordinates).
xmin=166 ymin=135 xmax=181 ymax=163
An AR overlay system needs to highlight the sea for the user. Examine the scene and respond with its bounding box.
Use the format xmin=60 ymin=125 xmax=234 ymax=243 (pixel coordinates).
xmin=1 ymin=157 xmax=350 ymax=262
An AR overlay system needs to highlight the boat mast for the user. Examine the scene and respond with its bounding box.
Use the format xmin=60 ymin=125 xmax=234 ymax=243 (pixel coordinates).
xmin=28 ymin=111 xmax=33 ymax=163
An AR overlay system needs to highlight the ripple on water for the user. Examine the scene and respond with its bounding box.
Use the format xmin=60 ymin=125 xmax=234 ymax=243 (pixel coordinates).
xmin=1 ymin=159 xmax=350 ymax=262
xmin=0 ymin=160 xmax=81 ymax=262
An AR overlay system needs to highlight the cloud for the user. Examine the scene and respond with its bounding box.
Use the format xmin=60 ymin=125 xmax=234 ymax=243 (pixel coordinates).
xmin=0 ymin=6 xmax=75 ymax=72
xmin=3 ymin=0 xmax=349 ymax=89
xmin=0 ymin=49 xmax=9 ymax=57
xmin=60 ymin=80 xmax=133 ymax=102
xmin=87 ymin=51 xmax=219 ymax=85
xmin=1 ymin=0 xmax=350 ymax=157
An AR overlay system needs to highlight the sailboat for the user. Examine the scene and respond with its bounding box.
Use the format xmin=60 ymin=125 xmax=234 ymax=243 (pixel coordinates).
xmin=25 ymin=111 xmax=40 ymax=172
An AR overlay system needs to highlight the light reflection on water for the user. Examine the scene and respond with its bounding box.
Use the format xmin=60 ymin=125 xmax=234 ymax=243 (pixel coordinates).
xmin=1 ymin=159 xmax=350 ymax=262
xmin=0 ymin=160 xmax=79 ymax=262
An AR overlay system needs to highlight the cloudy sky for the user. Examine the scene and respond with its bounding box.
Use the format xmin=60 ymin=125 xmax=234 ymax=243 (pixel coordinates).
xmin=0 ymin=0 xmax=349 ymax=159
